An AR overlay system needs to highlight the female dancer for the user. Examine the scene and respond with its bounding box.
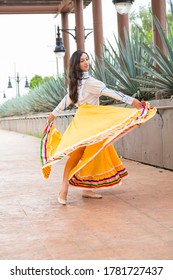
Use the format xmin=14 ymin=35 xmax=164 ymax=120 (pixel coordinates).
xmin=46 ymin=50 xmax=154 ymax=205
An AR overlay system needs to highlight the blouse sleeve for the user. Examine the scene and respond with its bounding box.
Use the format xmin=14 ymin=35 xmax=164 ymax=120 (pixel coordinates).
xmin=52 ymin=92 xmax=72 ymax=117
xmin=86 ymin=77 xmax=134 ymax=105
xmin=100 ymin=86 xmax=134 ymax=105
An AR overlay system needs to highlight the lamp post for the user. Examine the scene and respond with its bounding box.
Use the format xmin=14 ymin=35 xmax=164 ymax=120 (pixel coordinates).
xmin=54 ymin=26 xmax=66 ymax=59
xmin=0 ymin=90 xmax=6 ymax=105
xmin=0 ymin=90 xmax=6 ymax=99
xmin=59 ymin=26 xmax=93 ymax=42
xmin=112 ymin=0 xmax=135 ymax=14
xmin=3 ymin=91 xmax=6 ymax=98
xmin=54 ymin=25 xmax=93 ymax=59
xmin=54 ymin=26 xmax=66 ymax=76
xmin=54 ymin=25 xmax=93 ymax=75
xmin=8 ymin=72 xmax=29 ymax=97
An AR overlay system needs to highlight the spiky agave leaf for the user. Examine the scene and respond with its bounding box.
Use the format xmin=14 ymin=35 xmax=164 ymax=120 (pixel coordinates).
xmin=134 ymin=14 xmax=173 ymax=97
xmin=90 ymin=52 xmax=119 ymax=105
xmin=91 ymin=29 xmax=153 ymax=101
xmin=0 ymin=76 xmax=67 ymax=117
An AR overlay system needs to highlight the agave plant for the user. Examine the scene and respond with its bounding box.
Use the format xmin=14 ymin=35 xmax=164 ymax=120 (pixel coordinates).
xmin=133 ymin=1 xmax=173 ymax=98
xmin=91 ymin=28 xmax=154 ymax=103
xmin=0 ymin=76 xmax=67 ymax=118
xmin=90 ymin=53 xmax=119 ymax=105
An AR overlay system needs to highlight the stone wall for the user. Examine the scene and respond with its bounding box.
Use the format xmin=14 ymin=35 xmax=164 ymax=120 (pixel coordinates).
xmin=1 ymin=99 xmax=173 ymax=170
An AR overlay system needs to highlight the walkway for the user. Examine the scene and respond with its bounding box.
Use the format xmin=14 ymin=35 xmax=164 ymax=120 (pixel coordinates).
xmin=0 ymin=129 xmax=173 ymax=260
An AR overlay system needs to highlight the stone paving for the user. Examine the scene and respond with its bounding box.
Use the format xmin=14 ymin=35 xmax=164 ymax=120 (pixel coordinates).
xmin=0 ymin=129 xmax=173 ymax=260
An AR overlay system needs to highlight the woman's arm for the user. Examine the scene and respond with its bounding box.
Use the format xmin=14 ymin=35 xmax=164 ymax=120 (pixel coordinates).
xmin=131 ymin=98 xmax=144 ymax=109
xmin=100 ymin=86 xmax=143 ymax=109
xmin=48 ymin=93 xmax=72 ymax=123
xmin=85 ymin=77 xmax=143 ymax=109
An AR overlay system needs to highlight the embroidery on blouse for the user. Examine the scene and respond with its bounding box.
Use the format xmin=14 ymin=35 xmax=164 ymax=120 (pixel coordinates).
xmin=82 ymin=72 xmax=90 ymax=79
xmin=64 ymin=96 xmax=67 ymax=111
xmin=77 ymin=72 xmax=90 ymax=105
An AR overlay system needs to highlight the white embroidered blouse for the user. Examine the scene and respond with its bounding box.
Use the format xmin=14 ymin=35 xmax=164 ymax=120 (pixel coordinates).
xmin=52 ymin=72 xmax=134 ymax=117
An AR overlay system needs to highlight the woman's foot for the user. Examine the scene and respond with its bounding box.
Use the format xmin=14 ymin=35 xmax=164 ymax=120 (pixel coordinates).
xmin=58 ymin=192 xmax=67 ymax=205
xmin=82 ymin=190 xmax=102 ymax=199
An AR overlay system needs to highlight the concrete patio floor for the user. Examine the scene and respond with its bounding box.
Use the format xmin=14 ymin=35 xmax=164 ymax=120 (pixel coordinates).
xmin=0 ymin=129 xmax=173 ymax=260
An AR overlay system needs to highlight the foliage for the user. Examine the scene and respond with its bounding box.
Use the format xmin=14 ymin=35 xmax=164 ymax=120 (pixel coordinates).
xmin=130 ymin=1 xmax=173 ymax=43
xmin=91 ymin=29 xmax=154 ymax=102
xmin=130 ymin=3 xmax=152 ymax=43
xmin=29 ymin=75 xmax=44 ymax=89
xmin=0 ymin=76 xmax=67 ymax=117
xmin=133 ymin=1 xmax=173 ymax=97
xmin=29 ymin=75 xmax=54 ymax=90
xmin=91 ymin=0 xmax=173 ymax=101
xmin=2 ymin=1 xmax=173 ymax=117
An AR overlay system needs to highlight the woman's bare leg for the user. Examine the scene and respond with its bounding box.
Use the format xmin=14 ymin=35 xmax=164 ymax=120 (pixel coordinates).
xmin=59 ymin=147 xmax=85 ymax=201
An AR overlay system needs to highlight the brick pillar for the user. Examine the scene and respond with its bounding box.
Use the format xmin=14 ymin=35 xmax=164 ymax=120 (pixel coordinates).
xmin=61 ymin=13 xmax=70 ymax=74
xmin=74 ymin=0 xmax=85 ymax=50
xmin=92 ymin=0 xmax=104 ymax=61
xmin=117 ymin=13 xmax=129 ymax=46
xmin=151 ymin=0 xmax=167 ymax=56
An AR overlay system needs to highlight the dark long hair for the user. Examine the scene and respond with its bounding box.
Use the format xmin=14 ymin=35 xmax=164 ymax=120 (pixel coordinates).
xmin=68 ymin=50 xmax=89 ymax=104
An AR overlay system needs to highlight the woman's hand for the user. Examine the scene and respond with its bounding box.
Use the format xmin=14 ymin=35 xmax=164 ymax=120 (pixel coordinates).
xmin=47 ymin=113 xmax=56 ymax=123
xmin=132 ymin=99 xmax=144 ymax=110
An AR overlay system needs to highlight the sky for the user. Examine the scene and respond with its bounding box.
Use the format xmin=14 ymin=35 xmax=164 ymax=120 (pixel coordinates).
xmin=0 ymin=0 xmax=151 ymax=102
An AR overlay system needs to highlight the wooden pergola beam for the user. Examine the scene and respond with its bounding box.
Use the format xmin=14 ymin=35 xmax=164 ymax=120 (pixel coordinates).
xmin=0 ymin=5 xmax=60 ymax=14
xmin=0 ymin=0 xmax=91 ymax=14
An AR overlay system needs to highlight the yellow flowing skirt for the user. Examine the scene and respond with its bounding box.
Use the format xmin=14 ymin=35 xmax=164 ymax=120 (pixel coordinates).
xmin=40 ymin=103 xmax=156 ymax=189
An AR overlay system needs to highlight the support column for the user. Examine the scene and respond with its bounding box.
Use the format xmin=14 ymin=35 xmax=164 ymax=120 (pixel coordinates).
xmin=61 ymin=13 xmax=70 ymax=73
xmin=74 ymin=0 xmax=85 ymax=50
xmin=92 ymin=0 xmax=104 ymax=61
xmin=151 ymin=0 xmax=167 ymax=56
xmin=117 ymin=13 xmax=129 ymax=46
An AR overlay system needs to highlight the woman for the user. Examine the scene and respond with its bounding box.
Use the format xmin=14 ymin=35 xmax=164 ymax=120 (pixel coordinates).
xmin=44 ymin=50 xmax=156 ymax=205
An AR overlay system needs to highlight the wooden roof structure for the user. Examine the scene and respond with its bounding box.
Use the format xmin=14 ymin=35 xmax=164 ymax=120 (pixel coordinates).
xmin=0 ymin=0 xmax=92 ymax=14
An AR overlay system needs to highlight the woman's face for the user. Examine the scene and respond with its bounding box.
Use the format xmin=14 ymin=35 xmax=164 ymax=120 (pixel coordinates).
xmin=79 ymin=53 xmax=90 ymax=72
